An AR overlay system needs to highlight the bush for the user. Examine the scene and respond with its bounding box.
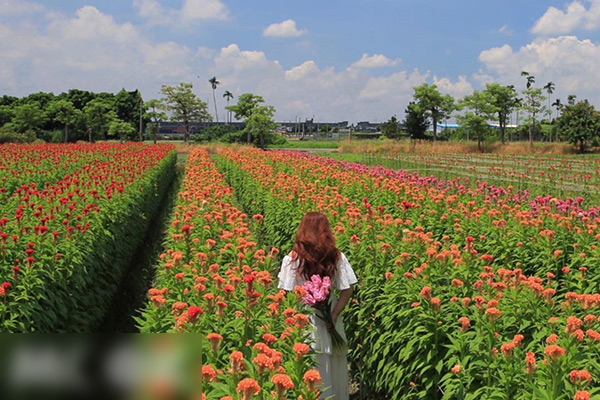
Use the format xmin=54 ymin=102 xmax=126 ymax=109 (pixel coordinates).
xmin=0 ymin=129 xmax=36 ymax=143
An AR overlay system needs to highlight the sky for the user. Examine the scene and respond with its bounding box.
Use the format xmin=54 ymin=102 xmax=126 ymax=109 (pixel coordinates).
xmin=2 ymin=0 xmax=600 ymax=123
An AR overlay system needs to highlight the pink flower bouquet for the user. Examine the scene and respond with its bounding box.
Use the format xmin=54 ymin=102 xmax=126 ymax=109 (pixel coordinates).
xmin=300 ymin=275 xmax=346 ymax=350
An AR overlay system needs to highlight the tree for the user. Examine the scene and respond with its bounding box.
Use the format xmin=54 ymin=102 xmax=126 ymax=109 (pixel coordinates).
xmin=10 ymin=102 xmax=47 ymax=134
xmin=556 ymin=99 xmax=600 ymax=153
xmin=402 ymin=101 xmax=430 ymax=140
xmin=0 ymin=105 xmax=14 ymax=127
xmin=543 ymin=82 xmax=555 ymax=121
xmin=83 ymin=98 xmax=115 ymax=142
xmin=144 ymin=99 xmax=168 ymax=144
xmin=381 ymin=115 xmax=401 ymax=139
xmin=552 ymin=99 xmax=563 ymax=120
xmin=227 ymin=93 xmax=269 ymax=144
xmin=568 ymin=94 xmax=577 ymax=106
xmin=246 ymin=106 xmax=276 ymax=150
xmin=520 ymin=72 xmax=546 ymax=145
xmin=412 ymin=83 xmax=455 ymax=141
xmin=223 ymin=90 xmax=234 ymax=124
xmin=209 ymin=76 xmax=220 ymax=123
xmin=485 ymin=83 xmax=519 ymax=144
xmin=47 ymin=99 xmax=80 ymax=143
xmin=160 ymin=83 xmax=211 ymax=143
xmin=521 ymin=71 xmax=535 ymax=89
xmin=457 ymin=90 xmax=496 ymax=151
xmin=108 ymin=119 xmax=137 ymax=143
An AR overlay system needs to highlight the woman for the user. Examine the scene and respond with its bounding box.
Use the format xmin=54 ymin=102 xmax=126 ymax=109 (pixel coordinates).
xmin=277 ymin=212 xmax=358 ymax=399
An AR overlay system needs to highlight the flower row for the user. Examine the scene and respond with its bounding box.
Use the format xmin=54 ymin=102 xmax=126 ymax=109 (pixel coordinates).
xmin=216 ymin=147 xmax=600 ymax=400
xmin=137 ymin=148 xmax=323 ymax=400
xmin=0 ymin=143 xmax=176 ymax=332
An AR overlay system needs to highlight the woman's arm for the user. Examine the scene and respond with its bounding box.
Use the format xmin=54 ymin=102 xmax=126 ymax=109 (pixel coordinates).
xmin=331 ymin=285 xmax=354 ymax=325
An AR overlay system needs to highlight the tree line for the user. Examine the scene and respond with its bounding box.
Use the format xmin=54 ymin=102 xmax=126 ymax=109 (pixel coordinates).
xmin=0 ymin=89 xmax=143 ymax=143
xmin=382 ymin=73 xmax=600 ymax=153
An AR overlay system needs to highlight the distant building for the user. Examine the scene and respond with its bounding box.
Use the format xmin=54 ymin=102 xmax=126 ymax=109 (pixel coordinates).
xmin=355 ymin=121 xmax=381 ymax=133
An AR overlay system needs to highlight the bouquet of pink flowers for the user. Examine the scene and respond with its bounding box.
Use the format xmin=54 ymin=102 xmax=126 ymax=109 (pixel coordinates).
xmin=299 ymin=275 xmax=346 ymax=351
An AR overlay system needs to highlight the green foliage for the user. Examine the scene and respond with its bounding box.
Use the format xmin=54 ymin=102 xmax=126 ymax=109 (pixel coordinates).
xmin=47 ymin=99 xmax=81 ymax=142
xmin=457 ymin=90 xmax=497 ymax=151
xmin=11 ymin=102 xmax=47 ymax=134
xmin=219 ymin=130 xmax=246 ymax=143
xmin=381 ymin=115 xmax=402 ymax=139
xmin=402 ymin=101 xmax=430 ymax=139
xmin=0 ymin=128 xmax=36 ymax=143
xmin=160 ymin=83 xmax=211 ymax=142
xmin=412 ymin=83 xmax=455 ymax=141
xmin=84 ymin=98 xmax=116 ymax=141
xmin=556 ymin=99 xmax=600 ymax=153
xmin=108 ymin=119 xmax=137 ymax=142
xmin=485 ymin=83 xmax=520 ymax=144
xmin=226 ymin=93 xmax=266 ymax=121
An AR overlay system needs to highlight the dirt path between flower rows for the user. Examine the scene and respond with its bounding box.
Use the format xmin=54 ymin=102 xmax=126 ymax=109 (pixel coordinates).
xmin=95 ymin=161 xmax=184 ymax=333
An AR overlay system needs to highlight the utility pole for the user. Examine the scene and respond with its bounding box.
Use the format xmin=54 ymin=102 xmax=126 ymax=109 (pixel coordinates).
xmin=139 ymin=96 xmax=143 ymax=142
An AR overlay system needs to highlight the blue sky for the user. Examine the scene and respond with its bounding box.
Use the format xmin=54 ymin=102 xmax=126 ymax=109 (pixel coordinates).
xmin=2 ymin=0 xmax=600 ymax=122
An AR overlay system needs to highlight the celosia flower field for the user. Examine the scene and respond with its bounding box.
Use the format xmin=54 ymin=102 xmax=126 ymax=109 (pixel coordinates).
xmin=0 ymin=143 xmax=176 ymax=332
xmin=335 ymin=152 xmax=600 ymax=201
xmin=138 ymin=149 xmax=323 ymax=399
xmin=215 ymin=147 xmax=600 ymax=400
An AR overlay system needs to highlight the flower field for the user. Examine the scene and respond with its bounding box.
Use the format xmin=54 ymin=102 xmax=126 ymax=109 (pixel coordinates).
xmin=138 ymin=148 xmax=323 ymax=399
xmin=214 ymin=147 xmax=600 ymax=400
xmin=0 ymin=143 xmax=176 ymax=332
xmin=329 ymin=152 xmax=600 ymax=202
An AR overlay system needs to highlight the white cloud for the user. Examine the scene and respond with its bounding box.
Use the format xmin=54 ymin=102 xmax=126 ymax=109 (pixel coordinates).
xmin=479 ymin=36 xmax=600 ymax=102
xmin=0 ymin=0 xmax=44 ymax=17
xmin=263 ymin=19 xmax=307 ymax=38
xmin=0 ymin=5 xmax=195 ymax=94
xmin=531 ymin=1 xmax=600 ymax=35
xmin=181 ymin=0 xmax=229 ymax=22
xmin=0 ymin=3 xmax=476 ymax=123
xmin=350 ymin=53 xmax=402 ymax=69
xmin=133 ymin=0 xmax=229 ymax=26
xmin=285 ymin=61 xmax=320 ymax=81
xmin=433 ymin=75 xmax=474 ymax=99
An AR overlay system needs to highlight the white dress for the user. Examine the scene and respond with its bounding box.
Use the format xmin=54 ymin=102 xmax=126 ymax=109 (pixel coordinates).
xmin=278 ymin=252 xmax=358 ymax=399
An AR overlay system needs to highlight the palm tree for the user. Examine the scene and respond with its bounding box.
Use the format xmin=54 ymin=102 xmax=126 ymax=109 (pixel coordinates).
xmin=209 ymin=76 xmax=220 ymax=123
xmin=568 ymin=94 xmax=577 ymax=105
xmin=543 ymin=82 xmax=555 ymax=141
xmin=552 ymin=99 xmax=562 ymax=120
xmin=223 ymin=90 xmax=234 ymax=124
xmin=521 ymin=71 xmax=535 ymax=89
xmin=552 ymin=98 xmax=563 ymax=142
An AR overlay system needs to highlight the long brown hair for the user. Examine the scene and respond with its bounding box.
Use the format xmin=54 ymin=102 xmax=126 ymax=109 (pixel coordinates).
xmin=292 ymin=212 xmax=341 ymax=280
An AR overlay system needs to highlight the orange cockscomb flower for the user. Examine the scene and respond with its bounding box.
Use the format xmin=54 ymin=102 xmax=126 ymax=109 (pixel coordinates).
xmin=253 ymin=353 xmax=274 ymax=374
xmin=525 ymin=352 xmax=536 ymax=374
xmin=501 ymin=342 xmax=515 ymax=358
xmin=544 ymin=344 xmax=566 ymax=361
xmin=569 ymin=370 xmax=593 ymax=385
xmin=293 ymin=342 xmax=310 ymax=360
xmin=451 ymin=364 xmax=461 ymax=374
xmin=230 ymin=351 xmax=244 ymax=374
xmin=236 ymin=378 xmax=260 ymax=400
xmin=485 ymin=307 xmax=502 ymax=322
xmin=574 ymin=391 xmax=590 ymax=400
xmin=272 ymin=373 xmax=294 ymax=399
xmin=206 ymin=333 xmax=223 ymax=352
xmin=201 ymin=365 xmax=217 ymax=382
xmin=458 ymin=316 xmax=470 ymax=332
xmin=303 ymin=369 xmax=322 ymax=392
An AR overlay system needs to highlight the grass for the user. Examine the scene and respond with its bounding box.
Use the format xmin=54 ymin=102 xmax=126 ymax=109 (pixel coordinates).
xmin=267 ymin=140 xmax=340 ymax=149
xmin=338 ymin=139 xmax=587 ymax=155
